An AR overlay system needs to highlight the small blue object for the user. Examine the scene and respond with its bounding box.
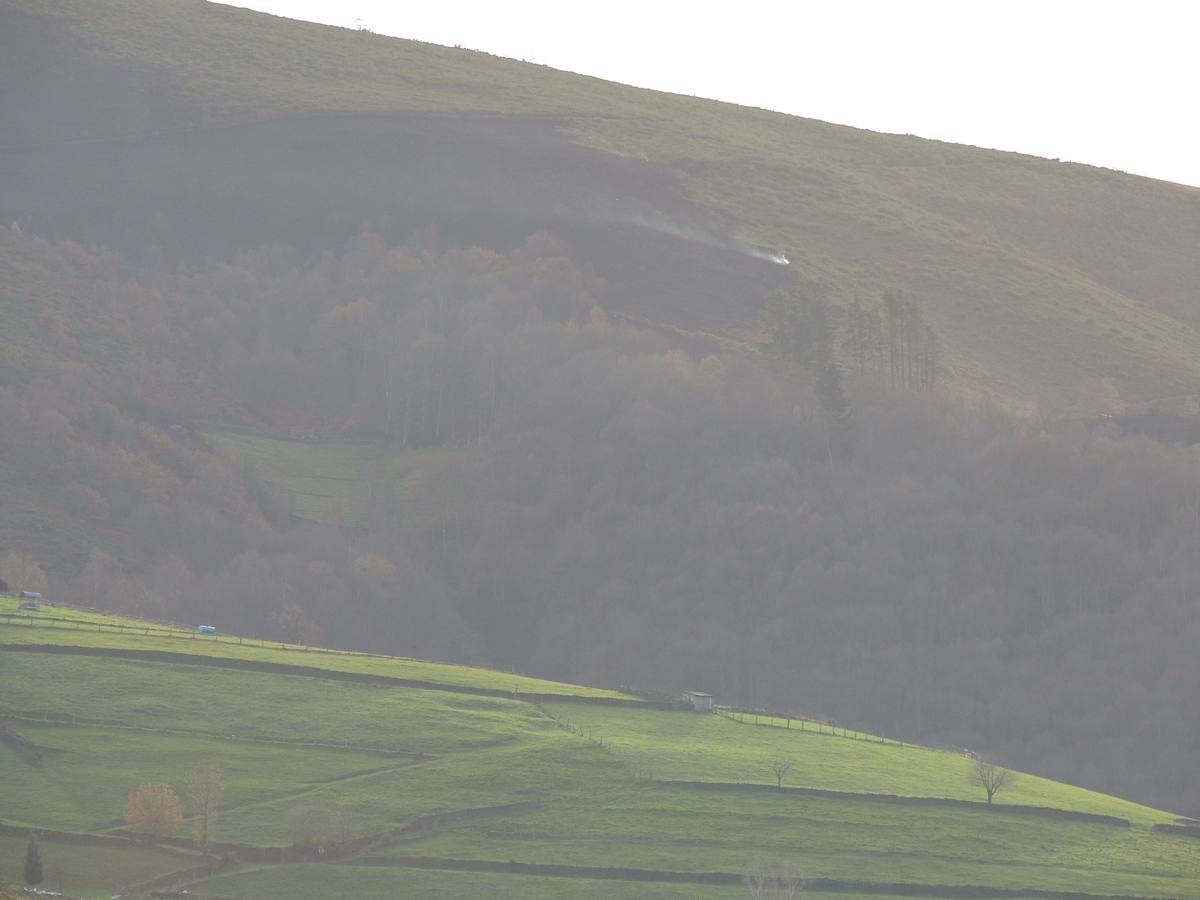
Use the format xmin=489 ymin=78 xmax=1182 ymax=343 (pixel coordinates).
xmin=198 ymin=624 xmax=217 ymax=634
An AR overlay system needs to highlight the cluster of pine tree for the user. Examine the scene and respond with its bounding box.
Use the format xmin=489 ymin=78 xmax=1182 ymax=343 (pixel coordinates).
xmin=844 ymin=290 xmax=938 ymax=391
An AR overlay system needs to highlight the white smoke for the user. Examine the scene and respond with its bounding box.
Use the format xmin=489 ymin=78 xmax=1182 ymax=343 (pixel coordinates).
xmin=619 ymin=213 xmax=789 ymax=266
xmin=741 ymin=247 xmax=790 ymax=266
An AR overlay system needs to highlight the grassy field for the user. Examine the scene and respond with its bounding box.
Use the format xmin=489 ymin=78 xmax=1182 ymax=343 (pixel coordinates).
xmin=544 ymin=701 xmax=1170 ymax=825
xmin=1 ymin=721 xmax=407 ymax=836
xmin=0 ymin=597 xmax=633 ymax=699
xmin=189 ymin=863 xmax=744 ymax=900
xmin=202 ymin=431 xmax=454 ymax=526
xmin=4 ymin=604 xmax=1200 ymax=898
xmin=1 ymin=653 xmax=549 ymax=753
xmin=0 ymin=649 xmax=626 ymax=845
xmin=188 ymin=863 xmax=942 ymax=900
xmin=0 ymin=834 xmax=193 ymax=899
xmin=398 ymin=789 xmax=1200 ymax=897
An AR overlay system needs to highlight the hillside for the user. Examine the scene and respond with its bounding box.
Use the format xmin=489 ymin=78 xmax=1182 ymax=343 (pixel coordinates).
xmin=2 ymin=0 xmax=1200 ymax=415
xmin=4 ymin=0 xmax=1200 ymax=843
xmin=3 ymin=598 xmax=1200 ymax=899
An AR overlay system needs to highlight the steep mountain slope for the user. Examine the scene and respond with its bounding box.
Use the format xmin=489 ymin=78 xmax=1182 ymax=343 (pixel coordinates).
xmin=3 ymin=0 xmax=1200 ymax=413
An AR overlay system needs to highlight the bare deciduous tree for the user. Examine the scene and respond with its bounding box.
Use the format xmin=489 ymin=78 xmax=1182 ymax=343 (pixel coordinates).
xmin=329 ymin=800 xmax=353 ymax=844
xmin=744 ymin=857 xmax=806 ymax=899
xmin=968 ymin=757 xmax=1016 ymax=804
xmin=187 ymin=763 xmax=224 ymax=852
xmin=768 ymin=756 xmax=793 ymax=790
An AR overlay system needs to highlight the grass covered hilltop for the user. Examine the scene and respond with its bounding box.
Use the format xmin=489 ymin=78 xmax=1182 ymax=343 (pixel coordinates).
xmin=4 ymin=0 xmax=1200 ymax=417
xmin=2 ymin=596 xmax=1199 ymax=899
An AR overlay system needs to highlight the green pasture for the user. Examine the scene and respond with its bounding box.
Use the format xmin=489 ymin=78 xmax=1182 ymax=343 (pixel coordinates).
xmin=0 ymin=653 xmax=558 ymax=754
xmin=187 ymin=862 xmax=941 ymax=900
xmin=0 ymin=712 xmax=620 ymax=847
xmin=0 ymin=599 xmax=632 ymax=699
xmin=4 ymin=608 xmax=1199 ymax=897
xmin=0 ymin=834 xmax=193 ymax=900
xmin=215 ymin=736 xmax=621 ymax=846
xmin=399 ymin=786 xmax=1200 ymax=897
xmin=545 ymin=701 xmax=1173 ymax=826
xmin=0 ymin=654 xmax=625 ymax=845
xmin=1 ymin=599 xmax=193 ymax=634
xmin=203 ymin=431 xmax=453 ymax=526
xmin=0 ymin=722 xmax=404 ymax=837
xmin=189 ymin=862 xmax=736 ymax=900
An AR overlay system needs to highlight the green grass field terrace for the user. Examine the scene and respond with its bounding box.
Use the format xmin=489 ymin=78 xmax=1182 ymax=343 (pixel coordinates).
xmin=394 ymin=786 xmax=1200 ymax=897
xmin=3 ymin=619 xmax=1199 ymax=897
xmin=188 ymin=863 xmax=737 ymax=900
xmin=0 ymin=834 xmax=194 ymax=900
xmin=187 ymin=862 xmax=944 ymax=900
xmin=544 ymin=701 xmax=1176 ymax=827
xmin=0 ymin=652 xmax=626 ymax=846
xmin=211 ymin=734 xmax=619 ymax=847
xmin=0 ymin=596 xmax=634 ymax=699
xmin=1 ymin=597 xmax=192 ymax=633
xmin=202 ymin=431 xmax=455 ymax=527
xmin=1 ymin=720 xmax=621 ymax=849
xmin=1 ymin=721 xmax=411 ymax=838
xmin=0 ymin=653 xmax=548 ymax=754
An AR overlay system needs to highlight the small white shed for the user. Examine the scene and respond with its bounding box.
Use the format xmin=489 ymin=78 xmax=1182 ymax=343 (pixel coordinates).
xmin=685 ymin=691 xmax=714 ymax=712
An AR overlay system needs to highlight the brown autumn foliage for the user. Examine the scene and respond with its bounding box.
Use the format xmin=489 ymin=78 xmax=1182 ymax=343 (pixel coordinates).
xmin=0 ymin=551 xmax=49 ymax=597
xmin=126 ymin=783 xmax=183 ymax=840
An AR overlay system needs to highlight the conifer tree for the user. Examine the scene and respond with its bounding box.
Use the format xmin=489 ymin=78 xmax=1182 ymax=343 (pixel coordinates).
xmin=23 ymin=836 xmax=43 ymax=886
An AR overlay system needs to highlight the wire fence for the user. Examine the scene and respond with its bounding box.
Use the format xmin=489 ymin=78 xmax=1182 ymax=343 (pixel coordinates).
xmin=0 ymin=595 xmax=422 ymax=661
xmin=716 ymin=707 xmax=912 ymax=747
xmin=0 ymin=608 xmax=374 ymax=655
xmin=0 ymin=602 xmax=624 ymax=699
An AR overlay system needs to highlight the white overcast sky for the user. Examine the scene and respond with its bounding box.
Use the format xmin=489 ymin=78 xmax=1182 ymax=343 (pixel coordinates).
xmin=223 ymin=1 xmax=1200 ymax=187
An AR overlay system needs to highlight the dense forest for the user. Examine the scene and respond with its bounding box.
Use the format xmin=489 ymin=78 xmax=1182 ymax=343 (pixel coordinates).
xmin=3 ymin=223 xmax=1199 ymax=815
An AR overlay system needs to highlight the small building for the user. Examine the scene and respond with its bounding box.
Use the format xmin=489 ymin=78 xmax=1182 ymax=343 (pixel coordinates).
xmin=685 ymin=690 xmax=714 ymax=712
xmin=19 ymin=591 xmax=42 ymax=610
